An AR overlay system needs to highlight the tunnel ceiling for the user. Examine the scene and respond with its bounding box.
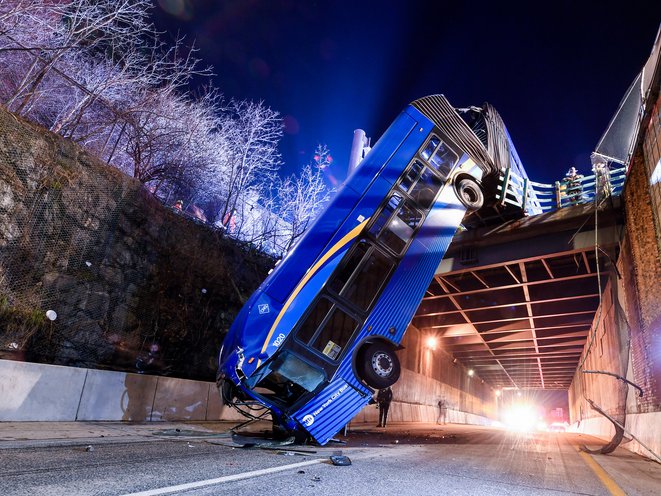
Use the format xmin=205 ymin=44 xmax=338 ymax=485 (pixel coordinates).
xmin=412 ymin=202 xmax=612 ymax=389
xmin=413 ymin=247 xmax=612 ymax=391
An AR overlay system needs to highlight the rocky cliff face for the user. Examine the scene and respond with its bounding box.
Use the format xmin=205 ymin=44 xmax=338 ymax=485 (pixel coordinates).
xmin=0 ymin=107 xmax=273 ymax=380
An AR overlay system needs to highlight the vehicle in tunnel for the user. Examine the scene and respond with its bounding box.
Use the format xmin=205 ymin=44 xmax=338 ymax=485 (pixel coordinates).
xmin=217 ymin=94 xmax=521 ymax=445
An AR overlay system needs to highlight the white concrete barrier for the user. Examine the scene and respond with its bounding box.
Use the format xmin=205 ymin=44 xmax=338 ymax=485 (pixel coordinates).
xmin=0 ymin=360 xmax=87 ymax=421
xmin=0 ymin=359 xmax=494 ymax=426
xmin=0 ymin=359 xmax=230 ymax=422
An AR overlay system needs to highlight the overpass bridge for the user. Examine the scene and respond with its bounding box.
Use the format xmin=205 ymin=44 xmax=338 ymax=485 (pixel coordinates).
xmin=415 ymin=164 xmax=628 ymax=391
xmin=419 ymin=197 xmax=623 ymax=390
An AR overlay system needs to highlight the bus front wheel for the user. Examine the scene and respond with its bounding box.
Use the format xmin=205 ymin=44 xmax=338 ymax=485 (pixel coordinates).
xmin=454 ymin=176 xmax=484 ymax=211
xmin=358 ymin=342 xmax=401 ymax=389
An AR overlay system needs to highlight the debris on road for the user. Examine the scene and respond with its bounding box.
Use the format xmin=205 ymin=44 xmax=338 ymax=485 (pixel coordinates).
xmin=330 ymin=455 xmax=351 ymax=466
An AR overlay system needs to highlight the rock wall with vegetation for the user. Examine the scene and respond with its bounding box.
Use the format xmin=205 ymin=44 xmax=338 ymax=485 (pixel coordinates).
xmin=0 ymin=106 xmax=273 ymax=381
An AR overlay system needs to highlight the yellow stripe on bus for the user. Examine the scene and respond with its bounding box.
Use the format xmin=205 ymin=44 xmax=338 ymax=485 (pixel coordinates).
xmin=256 ymin=218 xmax=371 ymax=368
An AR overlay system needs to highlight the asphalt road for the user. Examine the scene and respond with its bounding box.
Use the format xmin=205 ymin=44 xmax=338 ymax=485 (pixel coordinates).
xmin=1 ymin=423 xmax=659 ymax=495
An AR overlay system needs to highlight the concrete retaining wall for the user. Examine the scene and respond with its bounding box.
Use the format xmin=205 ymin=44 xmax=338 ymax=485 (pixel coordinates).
xmin=0 ymin=359 xmax=244 ymax=422
xmin=1 ymin=358 xmax=494 ymax=427
xmin=352 ymin=400 xmax=491 ymax=427
xmin=352 ymin=366 xmax=493 ymax=427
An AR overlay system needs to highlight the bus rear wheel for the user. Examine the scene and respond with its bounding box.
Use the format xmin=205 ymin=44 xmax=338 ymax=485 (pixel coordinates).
xmin=454 ymin=176 xmax=484 ymax=211
xmin=358 ymin=342 xmax=401 ymax=389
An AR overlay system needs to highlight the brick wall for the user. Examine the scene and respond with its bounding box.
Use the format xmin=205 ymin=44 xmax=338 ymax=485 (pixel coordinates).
xmin=622 ymin=119 xmax=661 ymax=411
xmin=568 ymin=91 xmax=661 ymax=460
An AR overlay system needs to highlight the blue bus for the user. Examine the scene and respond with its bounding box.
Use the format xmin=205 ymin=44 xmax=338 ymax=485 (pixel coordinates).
xmin=217 ymin=95 xmax=507 ymax=445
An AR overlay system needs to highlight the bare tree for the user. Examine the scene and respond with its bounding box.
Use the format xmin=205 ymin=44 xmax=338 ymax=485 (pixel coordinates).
xmin=213 ymin=100 xmax=282 ymax=227
xmin=278 ymin=144 xmax=333 ymax=253
xmin=3 ymin=0 xmax=154 ymax=114
xmin=0 ymin=0 xmax=334 ymax=259
xmin=0 ymin=1 xmax=41 ymax=35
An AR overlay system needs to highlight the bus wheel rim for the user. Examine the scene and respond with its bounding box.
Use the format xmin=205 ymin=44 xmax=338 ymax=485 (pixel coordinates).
xmin=372 ymin=352 xmax=393 ymax=377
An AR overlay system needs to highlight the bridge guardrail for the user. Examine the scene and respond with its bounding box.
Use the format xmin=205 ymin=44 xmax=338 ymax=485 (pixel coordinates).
xmin=495 ymin=165 xmax=627 ymax=214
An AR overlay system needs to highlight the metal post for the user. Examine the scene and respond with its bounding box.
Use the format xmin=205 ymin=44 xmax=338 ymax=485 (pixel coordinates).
xmin=521 ymin=177 xmax=529 ymax=212
xmin=499 ymin=168 xmax=511 ymax=206
xmin=348 ymin=129 xmax=370 ymax=174
xmin=555 ymin=181 xmax=562 ymax=208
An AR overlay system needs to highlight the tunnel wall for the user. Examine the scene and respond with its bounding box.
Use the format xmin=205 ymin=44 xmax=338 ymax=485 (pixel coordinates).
xmin=353 ymin=324 xmax=498 ymax=426
xmin=568 ymin=94 xmax=661 ymax=460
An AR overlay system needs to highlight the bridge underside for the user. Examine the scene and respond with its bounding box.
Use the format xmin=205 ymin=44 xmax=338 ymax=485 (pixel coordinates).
xmin=413 ymin=200 xmax=623 ymax=390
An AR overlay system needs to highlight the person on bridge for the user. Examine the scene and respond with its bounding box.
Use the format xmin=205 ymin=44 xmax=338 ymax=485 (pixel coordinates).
xmin=562 ymin=167 xmax=583 ymax=205
xmin=376 ymin=386 xmax=393 ymax=428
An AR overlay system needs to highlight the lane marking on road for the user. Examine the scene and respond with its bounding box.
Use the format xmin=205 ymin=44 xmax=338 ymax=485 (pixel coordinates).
xmin=119 ymin=458 xmax=326 ymax=496
xmin=574 ymin=445 xmax=626 ymax=496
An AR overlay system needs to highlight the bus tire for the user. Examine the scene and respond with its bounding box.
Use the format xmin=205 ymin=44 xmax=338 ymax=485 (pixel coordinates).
xmin=454 ymin=176 xmax=484 ymax=211
xmin=358 ymin=342 xmax=401 ymax=389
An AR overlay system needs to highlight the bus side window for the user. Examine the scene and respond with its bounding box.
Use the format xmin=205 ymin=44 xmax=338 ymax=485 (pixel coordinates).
xmin=421 ymin=136 xmax=440 ymax=161
xmin=428 ymin=141 xmax=458 ymax=179
xmin=369 ymin=194 xmax=403 ymax=237
xmin=371 ymin=198 xmax=423 ymax=254
xmin=312 ymin=307 xmax=359 ymax=360
xmin=340 ymin=246 xmax=394 ymax=311
xmin=409 ymin=168 xmax=443 ymax=209
xmin=400 ymin=161 xmax=423 ymax=192
xmin=420 ymin=135 xmax=458 ymax=180
xmin=329 ymin=241 xmax=370 ymax=296
xmin=297 ymin=297 xmax=333 ymax=344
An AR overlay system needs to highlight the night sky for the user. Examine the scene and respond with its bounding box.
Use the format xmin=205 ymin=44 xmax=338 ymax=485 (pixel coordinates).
xmin=153 ymin=0 xmax=660 ymax=185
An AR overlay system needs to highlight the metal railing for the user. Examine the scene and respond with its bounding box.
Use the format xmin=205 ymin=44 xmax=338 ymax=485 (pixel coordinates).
xmin=495 ymin=166 xmax=628 ymax=214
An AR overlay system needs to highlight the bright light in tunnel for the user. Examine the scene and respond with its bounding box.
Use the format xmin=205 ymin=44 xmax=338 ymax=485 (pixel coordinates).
xmin=467 ymin=369 xmax=475 ymax=377
xmin=495 ymin=390 xmax=501 ymax=397
xmin=503 ymin=404 xmax=540 ymax=432
xmin=425 ymin=336 xmax=438 ymax=349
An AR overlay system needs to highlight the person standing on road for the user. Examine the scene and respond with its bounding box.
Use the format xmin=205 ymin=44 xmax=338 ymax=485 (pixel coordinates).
xmin=437 ymin=398 xmax=447 ymax=424
xmin=376 ymin=386 xmax=393 ymax=428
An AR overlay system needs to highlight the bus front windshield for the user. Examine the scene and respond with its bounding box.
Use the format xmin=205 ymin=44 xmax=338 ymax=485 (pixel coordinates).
xmin=249 ymin=351 xmax=325 ymax=405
